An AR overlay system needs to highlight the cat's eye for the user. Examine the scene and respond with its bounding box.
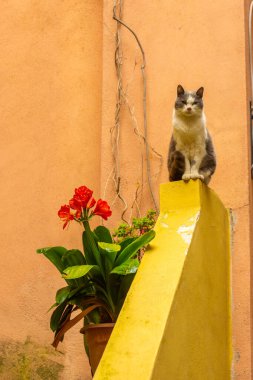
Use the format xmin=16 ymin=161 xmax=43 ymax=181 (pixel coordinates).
xmin=193 ymin=102 xmax=197 ymax=105
xmin=182 ymin=101 xmax=187 ymax=105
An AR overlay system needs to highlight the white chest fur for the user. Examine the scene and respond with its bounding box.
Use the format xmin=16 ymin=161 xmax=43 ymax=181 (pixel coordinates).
xmin=172 ymin=110 xmax=207 ymax=161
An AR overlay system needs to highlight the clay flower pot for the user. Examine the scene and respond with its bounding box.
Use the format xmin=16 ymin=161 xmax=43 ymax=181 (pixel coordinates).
xmin=80 ymin=323 xmax=115 ymax=375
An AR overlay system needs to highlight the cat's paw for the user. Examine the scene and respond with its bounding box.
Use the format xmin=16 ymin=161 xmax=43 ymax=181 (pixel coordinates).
xmin=182 ymin=173 xmax=191 ymax=181
xmin=191 ymin=173 xmax=204 ymax=181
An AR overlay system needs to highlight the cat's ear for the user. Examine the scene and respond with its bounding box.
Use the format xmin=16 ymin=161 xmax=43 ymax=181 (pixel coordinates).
xmin=177 ymin=85 xmax=185 ymax=97
xmin=196 ymin=87 xmax=204 ymax=98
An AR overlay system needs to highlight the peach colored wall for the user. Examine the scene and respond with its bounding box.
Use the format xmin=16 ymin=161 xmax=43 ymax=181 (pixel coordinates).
xmin=244 ymin=0 xmax=253 ymax=376
xmin=102 ymin=1 xmax=251 ymax=378
xmin=0 ymin=1 xmax=102 ymax=378
xmin=1 ymin=0 xmax=252 ymax=379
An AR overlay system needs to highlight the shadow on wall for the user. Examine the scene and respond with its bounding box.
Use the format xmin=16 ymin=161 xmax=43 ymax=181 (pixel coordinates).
xmin=0 ymin=337 xmax=64 ymax=379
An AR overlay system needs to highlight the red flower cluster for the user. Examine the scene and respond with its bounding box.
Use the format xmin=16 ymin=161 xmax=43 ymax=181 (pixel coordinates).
xmin=92 ymin=199 xmax=112 ymax=220
xmin=58 ymin=205 xmax=74 ymax=230
xmin=58 ymin=185 xmax=112 ymax=229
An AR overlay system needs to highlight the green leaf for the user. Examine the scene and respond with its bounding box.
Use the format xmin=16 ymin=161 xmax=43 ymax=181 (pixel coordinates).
xmin=50 ymin=302 xmax=66 ymax=332
xmin=92 ymin=282 xmax=114 ymax=310
xmin=116 ymin=273 xmax=135 ymax=316
xmin=94 ymin=226 xmax=112 ymax=243
xmin=111 ymin=258 xmax=139 ymax=275
xmin=83 ymin=221 xmax=103 ymax=270
xmin=61 ymin=249 xmax=86 ymax=267
xmin=98 ymin=242 xmax=121 ymax=275
xmin=47 ymin=303 xmax=58 ymax=313
xmin=61 ymin=249 xmax=87 ymax=286
xmin=90 ymin=265 xmax=103 ymax=278
xmin=98 ymin=242 xmax=121 ymax=253
xmin=56 ymin=286 xmax=70 ymax=304
xmin=36 ymin=246 xmax=67 ymax=272
xmin=85 ymin=308 xmax=101 ymax=324
xmin=82 ymin=231 xmax=97 ymax=265
xmin=68 ymin=283 xmax=93 ymax=299
xmin=67 ymin=287 xmax=95 ymax=308
xmin=115 ymin=230 xmax=155 ymax=266
xmin=54 ymin=304 xmax=73 ymax=342
xmin=119 ymin=237 xmax=136 ymax=251
xmin=62 ymin=265 xmax=95 ymax=279
xmin=68 ymin=294 xmax=94 ymax=307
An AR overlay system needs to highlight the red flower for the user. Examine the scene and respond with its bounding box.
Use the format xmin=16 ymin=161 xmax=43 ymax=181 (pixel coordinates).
xmin=92 ymin=199 xmax=112 ymax=220
xmin=69 ymin=186 xmax=94 ymax=212
xmin=69 ymin=196 xmax=96 ymax=215
xmin=69 ymin=196 xmax=82 ymax=212
xmin=58 ymin=205 xmax=74 ymax=229
xmin=87 ymin=197 xmax=96 ymax=209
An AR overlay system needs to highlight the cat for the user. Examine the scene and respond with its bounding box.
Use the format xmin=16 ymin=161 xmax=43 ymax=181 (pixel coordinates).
xmin=167 ymin=84 xmax=216 ymax=185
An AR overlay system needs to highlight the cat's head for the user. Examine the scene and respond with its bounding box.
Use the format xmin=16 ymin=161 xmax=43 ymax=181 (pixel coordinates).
xmin=174 ymin=85 xmax=204 ymax=117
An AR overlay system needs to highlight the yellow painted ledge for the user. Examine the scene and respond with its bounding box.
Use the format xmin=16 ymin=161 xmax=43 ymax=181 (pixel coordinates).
xmin=94 ymin=180 xmax=231 ymax=380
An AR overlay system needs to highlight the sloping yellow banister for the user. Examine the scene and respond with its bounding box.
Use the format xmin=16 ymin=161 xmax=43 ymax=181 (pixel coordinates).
xmin=94 ymin=180 xmax=232 ymax=380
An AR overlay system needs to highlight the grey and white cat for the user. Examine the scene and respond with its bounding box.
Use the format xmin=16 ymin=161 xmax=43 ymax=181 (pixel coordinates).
xmin=168 ymin=85 xmax=216 ymax=185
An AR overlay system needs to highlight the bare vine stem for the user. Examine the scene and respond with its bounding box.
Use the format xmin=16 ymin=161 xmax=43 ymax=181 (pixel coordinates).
xmin=111 ymin=0 xmax=128 ymax=223
xmin=113 ymin=5 xmax=159 ymax=213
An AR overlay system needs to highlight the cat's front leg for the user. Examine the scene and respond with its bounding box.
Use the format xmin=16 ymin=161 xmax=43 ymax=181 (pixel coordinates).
xmin=182 ymin=157 xmax=191 ymax=181
xmin=190 ymin=157 xmax=204 ymax=181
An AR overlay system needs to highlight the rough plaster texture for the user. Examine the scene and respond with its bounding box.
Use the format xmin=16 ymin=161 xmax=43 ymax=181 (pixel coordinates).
xmin=102 ymin=1 xmax=251 ymax=378
xmin=102 ymin=0 xmax=249 ymax=215
xmin=0 ymin=338 xmax=64 ymax=379
xmin=0 ymin=1 xmax=102 ymax=378
xmin=244 ymin=0 xmax=253 ymax=376
xmin=0 ymin=0 xmax=252 ymax=379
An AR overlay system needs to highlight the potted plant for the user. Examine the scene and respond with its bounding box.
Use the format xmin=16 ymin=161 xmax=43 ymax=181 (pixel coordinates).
xmin=37 ymin=185 xmax=155 ymax=375
xmin=113 ymin=209 xmax=157 ymax=260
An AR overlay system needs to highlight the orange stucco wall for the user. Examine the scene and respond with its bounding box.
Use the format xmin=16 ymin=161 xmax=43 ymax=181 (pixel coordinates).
xmin=0 ymin=0 xmax=252 ymax=379
xmin=102 ymin=1 xmax=251 ymax=379
xmin=245 ymin=1 xmax=253 ymax=377
xmin=0 ymin=1 xmax=102 ymax=378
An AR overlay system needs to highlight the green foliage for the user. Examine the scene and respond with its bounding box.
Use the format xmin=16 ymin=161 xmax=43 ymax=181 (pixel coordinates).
xmin=50 ymin=302 xmax=67 ymax=332
xmin=113 ymin=209 xmax=157 ymax=261
xmin=132 ymin=209 xmax=157 ymax=233
xmin=36 ymin=247 xmax=67 ymax=272
xmin=111 ymin=258 xmax=139 ymax=275
xmin=115 ymin=230 xmax=155 ymax=266
xmin=55 ymin=287 xmax=70 ymax=304
xmin=113 ymin=224 xmax=133 ymax=240
xmin=113 ymin=209 xmax=157 ymax=242
xmin=37 ymin=212 xmax=156 ymax=348
xmin=62 ymin=265 xmax=95 ymax=279
xmin=93 ymin=226 xmax=113 ymax=243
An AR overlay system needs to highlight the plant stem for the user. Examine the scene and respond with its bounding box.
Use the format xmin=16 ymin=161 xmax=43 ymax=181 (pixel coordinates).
xmin=83 ymin=219 xmax=104 ymax=277
xmin=82 ymin=214 xmax=115 ymax=318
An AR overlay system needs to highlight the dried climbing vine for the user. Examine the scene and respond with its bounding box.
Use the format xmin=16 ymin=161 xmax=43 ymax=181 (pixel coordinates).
xmin=104 ymin=0 xmax=163 ymax=222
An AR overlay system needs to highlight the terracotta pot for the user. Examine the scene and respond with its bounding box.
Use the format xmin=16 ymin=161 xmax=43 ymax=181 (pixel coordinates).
xmin=80 ymin=323 xmax=114 ymax=375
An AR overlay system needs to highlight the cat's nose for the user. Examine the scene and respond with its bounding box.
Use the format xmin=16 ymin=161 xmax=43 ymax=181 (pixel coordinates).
xmin=187 ymin=107 xmax=192 ymax=112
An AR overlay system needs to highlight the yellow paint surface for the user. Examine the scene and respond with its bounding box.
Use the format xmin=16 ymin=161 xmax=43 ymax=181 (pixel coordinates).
xmin=94 ymin=180 xmax=231 ymax=380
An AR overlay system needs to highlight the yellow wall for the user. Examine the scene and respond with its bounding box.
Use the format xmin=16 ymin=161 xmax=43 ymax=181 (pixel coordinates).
xmin=95 ymin=181 xmax=231 ymax=380
xmin=0 ymin=1 xmax=102 ymax=378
